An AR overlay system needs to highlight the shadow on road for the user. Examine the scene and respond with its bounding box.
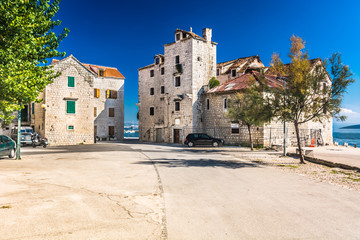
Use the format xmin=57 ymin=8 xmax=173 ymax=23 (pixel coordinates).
xmin=134 ymin=158 xmax=260 ymax=169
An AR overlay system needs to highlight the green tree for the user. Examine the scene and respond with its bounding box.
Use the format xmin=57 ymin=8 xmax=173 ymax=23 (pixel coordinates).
xmin=0 ymin=0 xmax=69 ymax=124
xmin=268 ymin=36 xmax=354 ymax=163
xmin=209 ymin=77 xmax=220 ymax=89
xmin=227 ymin=79 xmax=273 ymax=150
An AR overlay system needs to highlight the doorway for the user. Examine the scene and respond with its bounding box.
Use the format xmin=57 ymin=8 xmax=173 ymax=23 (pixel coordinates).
xmin=156 ymin=128 xmax=163 ymax=143
xmin=173 ymin=129 xmax=181 ymax=143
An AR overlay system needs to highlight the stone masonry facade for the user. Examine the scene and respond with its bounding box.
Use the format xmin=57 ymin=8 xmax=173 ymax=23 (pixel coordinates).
xmin=138 ymin=28 xmax=216 ymax=143
xmin=29 ymin=55 xmax=125 ymax=146
xmin=138 ymin=27 xmax=333 ymax=147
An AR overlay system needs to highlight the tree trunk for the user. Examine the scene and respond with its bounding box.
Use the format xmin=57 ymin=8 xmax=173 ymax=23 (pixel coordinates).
xmin=247 ymin=125 xmax=253 ymax=151
xmin=294 ymin=121 xmax=305 ymax=164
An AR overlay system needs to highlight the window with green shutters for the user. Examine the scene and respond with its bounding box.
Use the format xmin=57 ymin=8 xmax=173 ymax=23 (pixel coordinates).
xmin=66 ymin=101 xmax=75 ymax=114
xmin=68 ymin=76 xmax=75 ymax=87
xmin=31 ymin=103 xmax=35 ymax=114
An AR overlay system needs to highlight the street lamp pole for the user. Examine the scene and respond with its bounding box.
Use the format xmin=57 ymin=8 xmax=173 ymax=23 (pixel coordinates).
xmin=283 ymin=79 xmax=287 ymax=156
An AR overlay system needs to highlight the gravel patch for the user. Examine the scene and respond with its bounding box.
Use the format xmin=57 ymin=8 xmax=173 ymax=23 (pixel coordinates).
xmin=233 ymin=152 xmax=360 ymax=192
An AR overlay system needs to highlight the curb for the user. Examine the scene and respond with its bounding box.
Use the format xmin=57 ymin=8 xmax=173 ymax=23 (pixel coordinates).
xmin=287 ymin=153 xmax=360 ymax=172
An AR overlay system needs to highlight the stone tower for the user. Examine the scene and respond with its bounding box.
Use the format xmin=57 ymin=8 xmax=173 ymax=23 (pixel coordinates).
xmin=138 ymin=28 xmax=217 ymax=143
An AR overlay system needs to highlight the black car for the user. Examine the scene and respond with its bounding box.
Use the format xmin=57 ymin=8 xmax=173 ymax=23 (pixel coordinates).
xmin=184 ymin=133 xmax=224 ymax=147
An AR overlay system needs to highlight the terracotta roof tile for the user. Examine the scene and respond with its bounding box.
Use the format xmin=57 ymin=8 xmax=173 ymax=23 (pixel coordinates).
xmin=82 ymin=63 xmax=125 ymax=79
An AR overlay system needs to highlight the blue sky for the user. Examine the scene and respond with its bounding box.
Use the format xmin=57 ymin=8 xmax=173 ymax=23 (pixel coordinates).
xmin=54 ymin=0 xmax=360 ymax=124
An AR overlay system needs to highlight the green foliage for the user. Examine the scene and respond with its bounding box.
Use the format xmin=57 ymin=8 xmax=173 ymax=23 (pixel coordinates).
xmin=227 ymin=80 xmax=273 ymax=150
xmin=0 ymin=0 xmax=69 ymax=125
xmin=267 ymin=35 xmax=354 ymax=163
xmin=209 ymin=77 xmax=220 ymax=89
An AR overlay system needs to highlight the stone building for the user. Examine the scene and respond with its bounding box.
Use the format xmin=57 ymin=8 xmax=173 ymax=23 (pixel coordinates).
xmin=138 ymin=28 xmax=333 ymax=147
xmin=138 ymin=28 xmax=216 ymax=143
xmin=22 ymin=55 xmax=124 ymax=146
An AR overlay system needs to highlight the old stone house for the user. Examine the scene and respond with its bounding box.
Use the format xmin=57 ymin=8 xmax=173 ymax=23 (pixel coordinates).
xmin=11 ymin=55 xmax=125 ymax=146
xmin=138 ymin=28 xmax=333 ymax=146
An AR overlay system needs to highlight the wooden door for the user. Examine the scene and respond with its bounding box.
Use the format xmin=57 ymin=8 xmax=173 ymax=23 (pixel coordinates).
xmin=174 ymin=129 xmax=180 ymax=143
xmin=156 ymin=128 xmax=162 ymax=143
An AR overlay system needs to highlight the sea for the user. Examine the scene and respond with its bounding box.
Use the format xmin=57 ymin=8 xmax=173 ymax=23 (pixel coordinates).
xmin=333 ymin=128 xmax=360 ymax=147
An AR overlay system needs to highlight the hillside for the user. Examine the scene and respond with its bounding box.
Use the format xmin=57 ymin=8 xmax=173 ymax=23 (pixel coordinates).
xmin=340 ymin=124 xmax=360 ymax=129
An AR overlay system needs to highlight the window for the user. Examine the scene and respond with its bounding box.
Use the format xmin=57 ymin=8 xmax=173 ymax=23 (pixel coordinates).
xmin=66 ymin=101 xmax=75 ymax=114
xmin=109 ymin=108 xmax=115 ymax=117
xmin=175 ymin=76 xmax=181 ymax=87
xmin=94 ymin=107 xmax=97 ymax=117
xmin=32 ymin=103 xmax=35 ymax=114
xmin=197 ymin=57 xmax=202 ymax=61
xmin=150 ymin=88 xmax=154 ymax=95
xmin=68 ymin=76 xmax=75 ymax=87
xmin=217 ymin=69 xmax=220 ymax=76
xmin=150 ymin=70 xmax=154 ymax=77
xmin=323 ymin=82 xmax=326 ymax=90
xmin=155 ymin=58 xmax=160 ymax=65
xmin=94 ymin=88 xmax=100 ymax=98
xmin=108 ymin=126 xmax=114 ymax=136
xmin=176 ymin=33 xmax=180 ymax=41
xmin=161 ymin=57 xmax=165 ymax=63
xmin=182 ymin=32 xmax=186 ymax=38
xmin=175 ymin=55 xmax=180 ymax=64
xmin=99 ymin=70 xmax=104 ymax=77
xmin=161 ymin=86 xmax=165 ymax=94
xmin=106 ymin=90 xmax=117 ymax=99
xmin=231 ymin=123 xmax=239 ymax=134
xmin=161 ymin=67 xmax=164 ymax=75
xmin=68 ymin=125 xmax=74 ymax=130
xmin=224 ymin=98 xmax=227 ymax=109
xmin=231 ymin=69 xmax=236 ymax=77
xmin=206 ymin=99 xmax=210 ymax=110
xmin=150 ymin=107 xmax=154 ymax=116
xmin=175 ymin=102 xmax=180 ymax=111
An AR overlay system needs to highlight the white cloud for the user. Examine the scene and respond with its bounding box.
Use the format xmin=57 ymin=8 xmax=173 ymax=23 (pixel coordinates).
xmin=341 ymin=108 xmax=359 ymax=114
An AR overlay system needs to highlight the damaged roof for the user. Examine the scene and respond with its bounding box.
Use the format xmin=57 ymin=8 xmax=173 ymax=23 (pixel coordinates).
xmin=264 ymin=58 xmax=322 ymax=75
xmin=217 ymin=55 xmax=264 ymax=74
xmin=207 ymin=72 xmax=283 ymax=94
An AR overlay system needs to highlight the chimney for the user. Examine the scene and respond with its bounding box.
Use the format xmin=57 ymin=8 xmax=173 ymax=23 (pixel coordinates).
xmin=190 ymin=27 xmax=192 ymax=32
xmin=202 ymin=28 xmax=212 ymax=42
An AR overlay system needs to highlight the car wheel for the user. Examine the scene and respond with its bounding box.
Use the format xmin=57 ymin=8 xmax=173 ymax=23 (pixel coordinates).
xmin=212 ymin=141 xmax=219 ymax=147
xmin=188 ymin=141 xmax=194 ymax=147
xmin=32 ymin=143 xmax=36 ymax=148
xmin=42 ymin=144 xmax=47 ymax=148
xmin=9 ymin=148 xmax=15 ymax=158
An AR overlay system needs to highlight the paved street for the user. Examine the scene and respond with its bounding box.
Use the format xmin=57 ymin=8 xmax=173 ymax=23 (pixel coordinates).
xmin=1 ymin=142 xmax=360 ymax=239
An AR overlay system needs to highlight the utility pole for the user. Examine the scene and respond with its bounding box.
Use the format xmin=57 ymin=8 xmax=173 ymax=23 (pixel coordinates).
xmin=16 ymin=109 xmax=21 ymax=160
xmin=283 ymin=79 xmax=287 ymax=156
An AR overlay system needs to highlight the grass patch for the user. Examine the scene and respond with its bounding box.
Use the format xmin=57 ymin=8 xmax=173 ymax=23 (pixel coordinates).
xmin=1 ymin=205 xmax=12 ymax=209
xmin=277 ymin=164 xmax=299 ymax=169
xmin=346 ymin=177 xmax=360 ymax=182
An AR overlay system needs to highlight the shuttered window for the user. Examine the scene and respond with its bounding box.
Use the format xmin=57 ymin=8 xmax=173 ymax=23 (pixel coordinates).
xmin=106 ymin=90 xmax=117 ymax=99
xmin=68 ymin=76 xmax=75 ymax=87
xmin=32 ymin=103 xmax=35 ymax=114
xmin=94 ymin=88 xmax=100 ymax=98
xmin=66 ymin=101 xmax=75 ymax=114
xmin=94 ymin=107 xmax=97 ymax=117
xmin=109 ymin=108 xmax=115 ymax=117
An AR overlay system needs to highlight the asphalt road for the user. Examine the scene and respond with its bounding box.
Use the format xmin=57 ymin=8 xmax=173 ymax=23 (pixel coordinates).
xmin=1 ymin=142 xmax=360 ymax=239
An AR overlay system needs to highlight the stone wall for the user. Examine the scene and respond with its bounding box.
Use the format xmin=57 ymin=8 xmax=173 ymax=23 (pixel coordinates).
xmin=44 ymin=56 xmax=95 ymax=145
xmin=138 ymin=28 xmax=216 ymax=144
xmin=94 ymin=77 xmax=124 ymax=140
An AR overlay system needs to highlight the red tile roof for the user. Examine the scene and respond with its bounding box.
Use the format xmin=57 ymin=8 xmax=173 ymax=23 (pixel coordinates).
xmin=82 ymin=63 xmax=125 ymax=78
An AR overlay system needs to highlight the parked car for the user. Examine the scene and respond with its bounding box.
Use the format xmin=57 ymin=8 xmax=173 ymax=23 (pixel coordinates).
xmin=0 ymin=135 xmax=16 ymax=158
xmin=10 ymin=127 xmax=33 ymax=146
xmin=184 ymin=133 xmax=224 ymax=147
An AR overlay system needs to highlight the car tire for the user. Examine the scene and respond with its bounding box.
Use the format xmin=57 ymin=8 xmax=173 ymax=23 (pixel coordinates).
xmin=9 ymin=148 xmax=15 ymax=158
xmin=42 ymin=144 xmax=47 ymax=148
xmin=188 ymin=141 xmax=194 ymax=147
xmin=212 ymin=141 xmax=219 ymax=147
xmin=32 ymin=143 xmax=36 ymax=148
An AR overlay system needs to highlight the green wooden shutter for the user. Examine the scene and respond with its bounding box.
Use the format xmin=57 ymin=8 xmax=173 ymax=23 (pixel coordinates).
xmin=68 ymin=76 xmax=75 ymax=87
xmin=32 ymin=103 xmax=35 ymax=114
xmin=67 ymin=101 xmax=75 ymax=114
